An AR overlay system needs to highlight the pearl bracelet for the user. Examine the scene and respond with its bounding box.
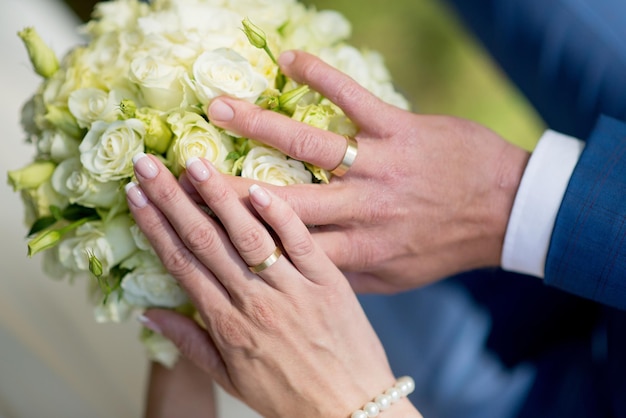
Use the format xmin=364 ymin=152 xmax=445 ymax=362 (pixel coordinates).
xmin=350 ymin=376 xmax=415 ymax=418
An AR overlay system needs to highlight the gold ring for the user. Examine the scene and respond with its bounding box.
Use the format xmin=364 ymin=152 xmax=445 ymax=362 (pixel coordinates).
xmin=330 ymin=136 xmax=358 ymax=177
xmin=248 ymin=247 xmax=282 ymax=274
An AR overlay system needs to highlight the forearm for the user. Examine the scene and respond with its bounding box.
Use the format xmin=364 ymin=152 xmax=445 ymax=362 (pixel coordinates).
xmin=144 ymin=358 xmax=217 ymax=418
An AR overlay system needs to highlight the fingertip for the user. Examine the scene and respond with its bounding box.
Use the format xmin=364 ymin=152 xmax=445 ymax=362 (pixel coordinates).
xmin=278 ymin=50 xmax=296 ymax=68
xmin=249 ymin=184 xmax=271 ymax=208
xmin=208 ymin=98 xmax=234 ymax=122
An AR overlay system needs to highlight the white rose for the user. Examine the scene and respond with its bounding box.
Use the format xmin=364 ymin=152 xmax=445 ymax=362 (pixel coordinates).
xmin=51 ymin=157 xmax=123 ymax=208
xmin=93 ymin=293 xmax=135 ymax=324
xmin=84 ymin=0 xmax=149 ymax=36
xmin=129 ymin=55 xmax=187 ymax=111
xmin=188 ymin=48 xmax=268 ymax=106
xmin=241 ymin=146 xmax=312 ymax=185
xmin=79 ymin=119 xmax=145 ymax=182
xmin=20 ymin=180 xmax=69 ymax=225
xmin=319 ymin=45 xmax=409 ymax=109
xmin=227 ymin=0 xmax=298 ymax=28
xmin=168 ymin=111 xmax=234 ymax=174
xmin=285 ymin=10 xmax=351 ymax=51
xmin=142 ymin=332 xmax=180 ymax=369
xmin=36 ymin=130 xmax=80 ymax=162
xmin=122 ymin=266 xmax=188 ymax=308
xmin=68 ymin=88 xmax=126 ymax=128
xmin=58 ymin=214 xmax=138 ymax=276
xmin=130 ymin=224 xmax=154 ymax=252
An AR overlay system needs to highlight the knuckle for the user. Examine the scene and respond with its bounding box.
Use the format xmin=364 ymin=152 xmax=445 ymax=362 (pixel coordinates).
xmin=286 ymin=234 xmax=316 ymax=259
xmin=333 ymin=78 xmax=363 ymax=108
xmin=162 ymin=245 xmax=197 ymax=278
xmin=232 ymin=223 xmax=266 ymax=258
xmin=212 ymin=312 xmax=249 ymax=349
xmin=244 ymin=297 xmax=279 ymax=332
xmin=184 ymin=222 xmax=220 ymax=254
xmin=152 ymin=182 xmax=181 ymax=207
xmin=285 ymin=128 xmax=320 ymax=161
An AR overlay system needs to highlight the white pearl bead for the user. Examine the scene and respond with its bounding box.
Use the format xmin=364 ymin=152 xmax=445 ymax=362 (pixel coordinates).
xmin=351 ymin=410 xmax=368 ymax=418
xmin=397 ymin=376 xmax=415 ymax=395
xmin=385 ymin=387 xmax=401 ymax=403
xmin=363 ymin=402 xmax=380 ymax=417
xmin=375 ymin=394 xmax=392 ymax=410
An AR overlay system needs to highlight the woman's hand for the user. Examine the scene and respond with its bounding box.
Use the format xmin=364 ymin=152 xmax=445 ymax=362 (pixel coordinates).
xmin=200 ymin=50 xmax=530 ymax=293
xmin=126 ymin=154 xmax=421 ymax=417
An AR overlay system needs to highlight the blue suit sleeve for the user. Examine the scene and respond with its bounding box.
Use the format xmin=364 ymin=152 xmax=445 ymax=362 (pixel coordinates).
xmin=545 ymin=116 xmax=626 ymax=310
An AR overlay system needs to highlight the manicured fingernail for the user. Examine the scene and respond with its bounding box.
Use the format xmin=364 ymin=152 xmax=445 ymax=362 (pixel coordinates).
xmin=185 ymin=157 xmax=210 ymax=182
xmin=279 ymin=50 xmax=296 ymax=67
xmin=133 ymin=152 xmax=159 ymax=179
xmin=208 ymin=99 xmax=234 ymax=122
xmin=137 ymin=314 xmax=162 ymax=334
xmin=125 ymin=182 xmax=148 ymax=208
xmin=249 ymin=184 xmax=271 ymax=207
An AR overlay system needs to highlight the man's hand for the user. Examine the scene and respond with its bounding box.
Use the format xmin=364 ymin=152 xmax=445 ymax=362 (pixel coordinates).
xmin=201 ymin=50 xmax=530 ymax=293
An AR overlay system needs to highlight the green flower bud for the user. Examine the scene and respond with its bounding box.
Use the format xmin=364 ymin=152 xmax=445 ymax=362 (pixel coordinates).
xmin=45 ymin=105 xmax=83 ymax=138
xmin=18 ymin=27 xmax=60 ymax=78
xmin=241 ymin=17 xmax=277 ymax=64
xmin=7 ymin=161 xmax=56 ymax=191
xmin=136 ymin=108 xmax=173 ymax=154
xmin=86 ymin=249 xmax=104 ymax=278
xmin=242 ymin=17 xmax=267 ymax=49
xmin=278 ymin=85 xmax=310 ymax=115
xmin=119 ymin=99 xmax=137 ymax=119
xmin=27 ymin=228 xmax=62 ymax=257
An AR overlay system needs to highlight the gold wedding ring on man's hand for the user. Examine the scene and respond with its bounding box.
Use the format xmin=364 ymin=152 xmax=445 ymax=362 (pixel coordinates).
xmin=248 ymin=247 xmax=282 ymax=274
xmin=330 ymin=135 xmax=359 ymax=177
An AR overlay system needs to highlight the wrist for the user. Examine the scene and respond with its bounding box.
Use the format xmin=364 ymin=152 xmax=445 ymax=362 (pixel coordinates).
xmin=486 ymin=142 xmax=530 ymax=267
xmin=349 ymin=376 xmax=421 ymax=418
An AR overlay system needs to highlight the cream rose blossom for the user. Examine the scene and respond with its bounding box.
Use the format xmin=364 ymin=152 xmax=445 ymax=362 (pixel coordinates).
xmin=79 ymin=119 xmax=145 ymax=182
xmin=168 ymin=111 xmax=234 ymax=174
xmin=189 ymin=48 xmax=268 ymax=105
xmin=241 ymin=146 xmax=312 ymax=185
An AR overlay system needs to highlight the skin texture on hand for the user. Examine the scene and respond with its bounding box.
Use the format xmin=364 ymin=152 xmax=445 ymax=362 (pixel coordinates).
xmin=202 ymin=50 xmax=531 ymax=293
xmin=127 ymin=155 xmax=422 ymax=418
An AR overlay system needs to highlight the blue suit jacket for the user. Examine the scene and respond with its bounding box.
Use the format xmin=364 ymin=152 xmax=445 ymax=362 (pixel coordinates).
xmin=362 ymin=0 xmax=626 ymax=417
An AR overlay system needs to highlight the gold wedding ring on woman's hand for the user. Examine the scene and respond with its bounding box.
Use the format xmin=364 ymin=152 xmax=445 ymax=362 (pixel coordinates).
xmin=330 ymin=135 xmax=359 ymax=177
xmin=248 ymin=247 xmax=282 ymax=274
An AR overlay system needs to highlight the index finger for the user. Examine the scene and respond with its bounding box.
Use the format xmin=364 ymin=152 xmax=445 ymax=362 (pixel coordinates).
xmin=208 ymin=97 xmax=347 ymax=171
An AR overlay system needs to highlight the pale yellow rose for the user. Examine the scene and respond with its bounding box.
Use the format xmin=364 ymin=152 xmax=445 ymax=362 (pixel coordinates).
xmin=168 ymin=111 xmax=234 ymax=174
xmin=188 ymin=48 xmax=268 ymax=106
xmin=129 ymin=55 xmax=187 ymax=111
xmin=121 ymin=265 xmax=189 ymax=308
xmin=57 ymin=214 xmax=138 ymax=276
xmin=79 ymin=119 xmax=145 ymax=182
xmin=36 ymin=129 xmax=80 ymax=162
xmin=51 ymin=158 xmax=123 ymax=208
xmin=241 ymin=146 xmax=312 ymax=185
xmin=68 ymin=87 xmax=127 ymax=128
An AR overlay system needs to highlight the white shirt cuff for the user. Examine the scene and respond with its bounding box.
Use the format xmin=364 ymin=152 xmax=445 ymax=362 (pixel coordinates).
xmin=501 ymin=130 xmax=585 ymax=278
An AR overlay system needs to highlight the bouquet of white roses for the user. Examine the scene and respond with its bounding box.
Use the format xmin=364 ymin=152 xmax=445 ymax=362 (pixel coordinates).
xmin=7 ymin=0 xmax=408 ymax=367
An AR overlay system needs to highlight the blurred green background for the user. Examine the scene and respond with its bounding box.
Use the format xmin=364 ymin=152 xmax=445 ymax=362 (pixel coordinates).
xmin=64 ymin=0 xmax=545 ymax=150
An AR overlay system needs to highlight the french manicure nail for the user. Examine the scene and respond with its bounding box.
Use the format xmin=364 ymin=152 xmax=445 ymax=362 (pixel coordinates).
xmin=137 ymin=314 xmax=162 ymax=334
xmin=133 ymin=152 xmax=159 ymax=179
xmin=279 ymin=50 xmax=296 ymax=67
xmin=186 ymin=157 xmax=210 ymax=182
xmin=125 ymin=182 xmax=148 ymax=208
xmin=208 ymin=99 xmax=234 ymax=122
xmin=249 ymin=184 xmax=271 ymax=207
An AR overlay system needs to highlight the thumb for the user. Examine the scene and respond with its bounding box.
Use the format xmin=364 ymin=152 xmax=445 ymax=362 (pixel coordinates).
xmin=141 ymin=309 xmax=234 ymax=395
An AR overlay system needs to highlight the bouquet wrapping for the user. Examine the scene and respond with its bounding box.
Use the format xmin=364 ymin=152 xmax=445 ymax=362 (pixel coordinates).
xmin=8 ymin=0 xmax=408 ymax=366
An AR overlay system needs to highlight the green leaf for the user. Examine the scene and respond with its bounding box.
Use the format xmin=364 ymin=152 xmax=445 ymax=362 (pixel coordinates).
xmin=28 ymin=216 xmax=57 ymax=236
xmin=61 ymin=204 xmax=98 ymax=221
